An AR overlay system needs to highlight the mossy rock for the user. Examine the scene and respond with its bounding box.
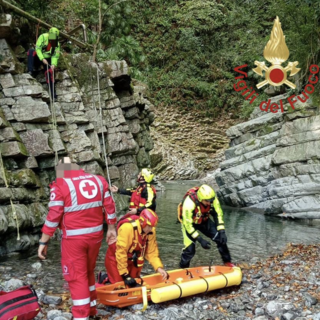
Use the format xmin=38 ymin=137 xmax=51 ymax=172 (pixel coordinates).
xmin=150 ymin=152 xmax=163 ymax=167
xmin=9 ymin=169 xmax=41 ymax=187
xmin=29 ymin=203 xmax=47 ymax=227
xmin=62 ymin=52 xmax=94 ymax=91
xmin=0 ymin=141 xmax=28 ymax=157
xmin=246 ymin=139 xmax=256 ymax=146
xmin=261 ymin=125 xmax=273 ymax=135
xmin=102 ymin=64 xmax=113 ymax=78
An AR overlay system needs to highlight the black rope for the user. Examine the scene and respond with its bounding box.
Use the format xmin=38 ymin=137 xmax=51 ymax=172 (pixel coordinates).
xmin=172 ymin=282 xmax=183 ymax=298
xmin=137 ymin=276 xmax=144 ymax=286
xmin=200 ymin=276 xmax=209 ymax=293
xmin=219 ymin=272 xmax=228 ymax=288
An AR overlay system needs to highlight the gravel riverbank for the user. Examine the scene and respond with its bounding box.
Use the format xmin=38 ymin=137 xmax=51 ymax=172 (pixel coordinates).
xmin=1 ymin=243 xmax=320 ymax=320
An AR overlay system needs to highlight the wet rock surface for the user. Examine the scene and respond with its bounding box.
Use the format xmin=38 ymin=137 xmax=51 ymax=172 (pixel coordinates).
xmin=1 ymin=244 xmax=319 ymax=319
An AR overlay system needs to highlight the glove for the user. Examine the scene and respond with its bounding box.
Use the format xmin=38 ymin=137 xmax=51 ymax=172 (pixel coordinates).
xmin=197 ymin=237 xmax=211 ymax=250
xmin=218 ymin=230 xmax=227 ymax=245
xmin=122 ymin=274 xmax=137 ymax=288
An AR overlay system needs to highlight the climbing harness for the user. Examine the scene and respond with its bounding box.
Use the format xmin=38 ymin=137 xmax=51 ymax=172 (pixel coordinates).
xmin=0 ymin=149 xmax=20 ymax=240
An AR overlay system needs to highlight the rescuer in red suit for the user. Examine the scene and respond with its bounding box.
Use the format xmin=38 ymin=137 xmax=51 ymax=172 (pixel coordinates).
xmin=38 ymin=157 xmax=117 ymax=320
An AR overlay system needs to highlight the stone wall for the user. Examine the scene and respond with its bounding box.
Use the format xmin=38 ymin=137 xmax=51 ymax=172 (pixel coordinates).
xmin=0 ymin=29 xmax=155 ymax=255
xmin=216 ymin=95 xmax=320 ymax=219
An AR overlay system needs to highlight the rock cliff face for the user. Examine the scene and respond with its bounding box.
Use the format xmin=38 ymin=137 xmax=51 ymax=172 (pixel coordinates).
xmin=216 ymin=95 xmax=320 ymax=219
xmin=0 ymin=26 xmax=155 ymax=255
xmin=150 ymin=106 xmax=234 ymax=180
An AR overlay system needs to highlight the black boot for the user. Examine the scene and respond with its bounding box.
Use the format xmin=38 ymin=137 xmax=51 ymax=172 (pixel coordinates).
xmin=179 ymin=243 xmax=196 ymax=268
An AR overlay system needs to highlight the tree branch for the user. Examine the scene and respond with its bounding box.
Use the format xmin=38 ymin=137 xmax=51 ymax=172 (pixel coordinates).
xmin=101 ymin=0 xmax=129 ymax=25
xmin=92 ymin=0 xmax=102 ymax=62
xmin=92 ymin=0 xmax=129 ymax=62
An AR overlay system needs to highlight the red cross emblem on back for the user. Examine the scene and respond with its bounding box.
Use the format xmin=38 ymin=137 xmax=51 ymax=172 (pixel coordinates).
xmin=79 ymin=180 xmax=98 ymax=199
xmin=83 ymin=182 xmax=95 ymax=195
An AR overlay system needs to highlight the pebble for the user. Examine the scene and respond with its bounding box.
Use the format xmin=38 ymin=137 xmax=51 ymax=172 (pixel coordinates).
xmin=1 ymin=244 xmax=320 ymax=319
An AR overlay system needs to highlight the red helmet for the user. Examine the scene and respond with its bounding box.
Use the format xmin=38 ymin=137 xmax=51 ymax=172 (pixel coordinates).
xmin=139 ymin=209 xmax=158 ymax=228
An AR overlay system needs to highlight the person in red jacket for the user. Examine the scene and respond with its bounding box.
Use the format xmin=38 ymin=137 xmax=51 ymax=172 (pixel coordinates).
xmin=38 ymin=157 xmax=117 ymax=320
xmin=104 ymin=209 xmax=167 ymax=286
xmin=110 ymin=168 xmax=156 ymax=215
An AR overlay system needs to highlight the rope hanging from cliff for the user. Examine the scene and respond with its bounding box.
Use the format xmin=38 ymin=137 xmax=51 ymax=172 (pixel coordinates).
xmin=96 ymin=67 xmax=115 ymax=202
xmin=0 ymin=149 xmax=20 ymax=241
xmin=46 ymin=64 xmax=59 ymax=166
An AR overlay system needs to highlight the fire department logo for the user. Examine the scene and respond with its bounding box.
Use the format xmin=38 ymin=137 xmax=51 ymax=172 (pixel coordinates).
xmin=63 ymin=265 xmax=68 ymax=273
xmin=253 ymin=16 xmax=300 ymax=89
xmin=79 ymin=180 xmax=98 ymax=199
xmin=50 ymin=192 xmax=56 ymax=201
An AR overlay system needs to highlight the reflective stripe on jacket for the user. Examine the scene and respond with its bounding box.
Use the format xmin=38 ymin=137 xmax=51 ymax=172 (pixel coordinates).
xmin=182 ymin=191 xmax=225 ymax=240
xmin=42 ymin=169 xmax=116 ymax=239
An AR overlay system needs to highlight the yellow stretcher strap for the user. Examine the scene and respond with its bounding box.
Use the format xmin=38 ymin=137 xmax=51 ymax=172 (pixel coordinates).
xmin=141 ymin=286 xmax=148 ymax=311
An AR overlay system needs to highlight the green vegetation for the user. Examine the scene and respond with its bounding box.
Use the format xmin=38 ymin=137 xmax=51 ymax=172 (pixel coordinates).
xmin=6 ymin=0 xmax=320 ymax=118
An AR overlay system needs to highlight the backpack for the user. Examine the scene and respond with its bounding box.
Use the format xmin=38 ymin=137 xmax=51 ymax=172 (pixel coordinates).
xmin=0 ymin=285 xmax=41 ymax=320
xmin=177 ymin=187 xmax=200 ymax=223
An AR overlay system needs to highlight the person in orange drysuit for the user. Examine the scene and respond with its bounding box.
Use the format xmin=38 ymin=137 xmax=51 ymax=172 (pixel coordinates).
xmin=38 ymin=157 xmax=117 ymax=320
xmin=104 ymin=209 xmax=167 ymax=286
xmin=110 ymin=168 xmax=156 ymax=216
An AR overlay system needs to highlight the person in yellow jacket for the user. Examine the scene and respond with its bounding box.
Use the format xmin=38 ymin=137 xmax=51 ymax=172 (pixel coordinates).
xmin=27 ymin=27 xmax=61 ymax=100
xmin=178 ymin=184 xmax=234 ymax=268
xmin=103 ymin=209 xmax=168 ymax=286
xmin=110 ymin=168 xmax=157 ymax=216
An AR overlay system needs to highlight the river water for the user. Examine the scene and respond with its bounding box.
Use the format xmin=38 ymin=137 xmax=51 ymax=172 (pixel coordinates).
xmin=1 ymin=180 xmax=320 ymax=293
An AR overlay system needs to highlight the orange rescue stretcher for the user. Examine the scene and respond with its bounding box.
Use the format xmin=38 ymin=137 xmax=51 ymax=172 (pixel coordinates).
xmin=96 ymin=265 xmax=242 ymax=311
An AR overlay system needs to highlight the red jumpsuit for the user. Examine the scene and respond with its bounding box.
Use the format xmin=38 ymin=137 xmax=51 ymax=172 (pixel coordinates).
xmin=105 ymin=216 xmax=163 ymax=283
xmin=42 ymin=169 xmax=116 ymax=320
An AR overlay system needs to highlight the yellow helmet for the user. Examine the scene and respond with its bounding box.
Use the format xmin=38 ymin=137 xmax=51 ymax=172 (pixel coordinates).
xmin=140 ymin=168 xmax=154 ymax=183
xmin=49 ymin=27 xmax=60 ymax=40
xmin=197 ymin=184 xmax=215 ymax=202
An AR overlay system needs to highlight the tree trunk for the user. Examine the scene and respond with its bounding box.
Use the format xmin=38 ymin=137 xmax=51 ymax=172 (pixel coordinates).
xmin=92 ymin=0 xmax=102 ymax=63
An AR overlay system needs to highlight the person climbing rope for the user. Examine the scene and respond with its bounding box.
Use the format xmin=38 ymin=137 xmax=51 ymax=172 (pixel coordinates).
xmin=27 ymin=27 xmax=61 ymax=101
xmin=177 ymin=184 xmax=235 ymax=268
xmin=101 ymin=208 xmax=167 ymax=286
xmin=110 ymin=168 xmax=156 ymax=216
